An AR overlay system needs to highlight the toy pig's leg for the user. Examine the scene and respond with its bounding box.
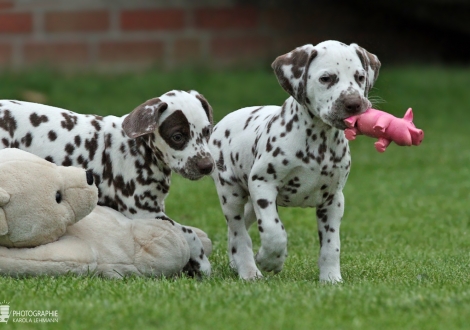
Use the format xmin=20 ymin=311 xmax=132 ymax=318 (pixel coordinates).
xmin=344 ymin=127 xmax=359 ymax=141
xmin=373 ymin=116 xmax=393 ymax=134
xmin=374 ymin=138 xmax=391 ymax=153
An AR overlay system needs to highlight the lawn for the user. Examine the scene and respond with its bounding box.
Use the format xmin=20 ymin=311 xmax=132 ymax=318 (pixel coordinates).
xmin=0 ymin=66 xmax=469 ymax=330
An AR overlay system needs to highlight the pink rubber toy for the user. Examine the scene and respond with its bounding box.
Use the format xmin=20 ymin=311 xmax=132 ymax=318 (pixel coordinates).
xmin=344 ymin=108 xmax=424 ymax=153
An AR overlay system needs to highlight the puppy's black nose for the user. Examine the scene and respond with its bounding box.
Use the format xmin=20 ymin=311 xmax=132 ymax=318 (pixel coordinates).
xmin=197 ymin=158 xmax=214 ymax=175
xmin=86 ymin=170 xmax=94 ymax=185
xmin=344 ymin=96 xmax=363 ymax=114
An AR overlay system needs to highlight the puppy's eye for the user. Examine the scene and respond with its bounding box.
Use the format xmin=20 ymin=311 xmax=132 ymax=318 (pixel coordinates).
xmin=56 ymin=191 xmax=62 ymax=204
xmin=202 ymin=128 xmax=211 ymax=137
xmin=358 ymin=75 xmax=366 ymax=82
xmin=319 ymin=76 xmax=331 ymax=83
xmin=171 ymin=133 xmax=184 ymax=143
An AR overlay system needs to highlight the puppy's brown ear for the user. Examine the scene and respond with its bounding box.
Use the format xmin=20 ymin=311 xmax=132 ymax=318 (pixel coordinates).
xmin=188 ymin=90 xmax=213 ymax=127
xmin=351 ymin=43 xmax=381 ymax=95
xmin=271 ymin=44 xmax=318 ymax=105
xmin=122 ymin=98 xmax=168 ymax=139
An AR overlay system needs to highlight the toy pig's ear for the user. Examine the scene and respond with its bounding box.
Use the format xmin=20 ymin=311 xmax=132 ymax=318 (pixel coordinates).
xmin=0 ymin=188 xmax=10 ymax=235
xmin=272 ymin=44 xmax=318 ymax=105
xmin=403 ymin=108 xmax=414 ymax=122
xmin=351 ymin=44 xmax=381 ymax=95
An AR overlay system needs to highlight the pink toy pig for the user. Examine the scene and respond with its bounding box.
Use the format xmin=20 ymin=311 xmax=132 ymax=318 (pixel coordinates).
xmin=344 ymin=108 xmax=424 ymax=152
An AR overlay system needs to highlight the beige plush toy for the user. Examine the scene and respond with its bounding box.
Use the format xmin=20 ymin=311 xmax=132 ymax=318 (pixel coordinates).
xmin=0 ymin=148 xmax=211 ymax=278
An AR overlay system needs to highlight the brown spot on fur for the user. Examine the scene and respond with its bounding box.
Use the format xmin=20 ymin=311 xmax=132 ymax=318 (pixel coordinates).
xmin=0 ymin=110 xmax=17 ymax=137
xmin=159 ymin=110 xmax=190 ymax=150
xmin=48 ymin=130 xmax=57 ymax=141
xmin=29 ymin=113 xmax=48 ymax=127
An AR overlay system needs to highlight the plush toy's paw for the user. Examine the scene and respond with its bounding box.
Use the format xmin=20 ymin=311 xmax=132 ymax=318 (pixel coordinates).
xmin=344 ymin=128 xmax=357 ymax=141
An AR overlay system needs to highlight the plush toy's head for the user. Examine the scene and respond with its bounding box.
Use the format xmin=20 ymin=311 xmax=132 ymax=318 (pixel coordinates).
xmin=0 ymin=148 xmax=98 ymax=247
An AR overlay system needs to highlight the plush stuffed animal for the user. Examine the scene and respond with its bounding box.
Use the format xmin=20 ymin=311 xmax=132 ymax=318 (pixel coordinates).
xmin=0 ymin=148 xmax=211 ymax=278
xmin=344 ymin=108 xmax=424 ymax=152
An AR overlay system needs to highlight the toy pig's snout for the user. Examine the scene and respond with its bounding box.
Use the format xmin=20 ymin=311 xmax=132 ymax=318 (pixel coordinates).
xmin=411 ymin=128 xmax=424 ymax=146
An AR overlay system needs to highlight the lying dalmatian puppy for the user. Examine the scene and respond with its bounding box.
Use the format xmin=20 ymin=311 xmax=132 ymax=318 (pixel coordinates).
xmin=0 ymin=90 xmax=215 ymax=276
xmin=209 ymin=40 xmax=381 ymax=282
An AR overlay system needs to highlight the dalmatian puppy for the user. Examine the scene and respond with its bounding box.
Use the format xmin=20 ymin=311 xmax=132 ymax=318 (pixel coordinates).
xmin=0 ymin=90 xmax=215 ymax=276
xmin=209 ymin=40 xmax=381 ymax=282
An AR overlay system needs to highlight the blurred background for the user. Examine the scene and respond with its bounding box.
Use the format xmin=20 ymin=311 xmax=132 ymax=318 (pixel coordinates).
xmin=0 ymin=0 xmax=469 ymax=72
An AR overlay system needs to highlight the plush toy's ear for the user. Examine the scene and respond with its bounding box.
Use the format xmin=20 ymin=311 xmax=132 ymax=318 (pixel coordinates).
xmin=271 ymin=44 xmax=318 ymax=105
xmin=188 ymin=90 xmax=213 ymax=126
xmin=0 ymin=188 xmax=10 ymax=235
xmin=122 ymin=98 xmax=168 ymax=139
xmin=351 ymin=43 xmax=381 ymax=95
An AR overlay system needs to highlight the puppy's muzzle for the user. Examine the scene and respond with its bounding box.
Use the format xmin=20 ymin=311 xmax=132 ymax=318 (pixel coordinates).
xmin=196 ymin=157 xmax=214 ymax=175
xmin=344 ymin=94 xmax=364 ymax=116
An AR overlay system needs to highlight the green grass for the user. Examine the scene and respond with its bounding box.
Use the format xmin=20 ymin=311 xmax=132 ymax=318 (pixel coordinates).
xmin=1 ymin=66 xmax=470 ymax=329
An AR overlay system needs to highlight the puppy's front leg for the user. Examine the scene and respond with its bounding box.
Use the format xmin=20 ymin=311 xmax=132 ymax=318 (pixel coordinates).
xmin=158 ymin=214 xmax=211 ymax=277
xmin=316 ymin=191 xmax=344 ymax=283
xmin=249 ymin=180 xmax=287 ymax=274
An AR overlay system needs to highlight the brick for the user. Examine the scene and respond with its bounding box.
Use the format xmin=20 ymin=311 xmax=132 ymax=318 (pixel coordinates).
xmin=173 ymin=38 xmax=202 ymax=62
xmin=98 ymin=40 xmax=165 ymax=62
xmin=120 ymin=9 xmax=185 ymax=31
xmin=273 ymin=33 xmax=323 ymax=54
xmin=23 ymin=42 xmax=89 ymax=64
xmin=211 ymin=35 xmax=272 ymax=61
xmin=263 ymin=8 xmax=293 ymax=31
xmin=0 ymin=43 xmax=12 ymax=65
xmin=45 ymin=10 xmax=110 ymax=33
xmin=0 ymin=12 xmax=32 ymax=33
xmin=0 ymin=1 xmax=14 ymax=11
xmin=194 ymin=6 xmax=259 ymax=30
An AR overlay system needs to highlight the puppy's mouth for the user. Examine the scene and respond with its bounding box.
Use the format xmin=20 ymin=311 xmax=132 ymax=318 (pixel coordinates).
xmin=174 ymin=156 xmax=215 ymax=180
xmin=324 ymin=115 xmax=352 ymax=130
xmin=328 ymin=104 xmax=371 ymax=130
xmin=178 ymin=171 xmax=206 ymax=181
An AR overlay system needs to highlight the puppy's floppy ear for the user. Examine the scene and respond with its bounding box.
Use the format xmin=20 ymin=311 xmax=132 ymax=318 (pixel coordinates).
xmin=188 ymin=90 xmax=213 ymax=126
xmin=122 ymin=98 xmax=168 ymax=138
xmin=351 ymin=43 xmax=381 ymax=95
xmin=271 ymin=44 xmax=318 ymax=105
xmin=0 ymin=188 xmax=10 ymax=235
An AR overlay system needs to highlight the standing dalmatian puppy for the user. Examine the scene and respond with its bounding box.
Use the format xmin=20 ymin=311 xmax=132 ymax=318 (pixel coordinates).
xmin=209 ymin=40 xmax=381 ymax=282
xmin=0 ymin=90 xmax=215 ymax=276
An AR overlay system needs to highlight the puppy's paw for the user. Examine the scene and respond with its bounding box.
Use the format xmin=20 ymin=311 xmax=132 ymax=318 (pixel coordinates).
xmin=255 ymin=247 xmax=286 ymax=273
xmin=239 ymin=268 xmax=263 ymax=281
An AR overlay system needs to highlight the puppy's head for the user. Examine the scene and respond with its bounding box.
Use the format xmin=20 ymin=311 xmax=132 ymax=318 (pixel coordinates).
xmin=272 ymin=40 xmax=381 ymax=129
xmin=122 ymin=90 xmax=214 ymax=180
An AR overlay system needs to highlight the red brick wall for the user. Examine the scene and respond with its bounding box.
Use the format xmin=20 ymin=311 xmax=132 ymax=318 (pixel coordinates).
xmin=0 ymin=1 xmax=308 ymax=71
xmin=0 ymin=0 xmax=465 ymax=71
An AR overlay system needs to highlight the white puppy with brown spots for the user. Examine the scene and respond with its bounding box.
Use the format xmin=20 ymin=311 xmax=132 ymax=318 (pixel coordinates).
xmin=0 ymin=90 xmax=214 ymax=276
xmin=209 ymin=40 xmax=381 ymax=282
